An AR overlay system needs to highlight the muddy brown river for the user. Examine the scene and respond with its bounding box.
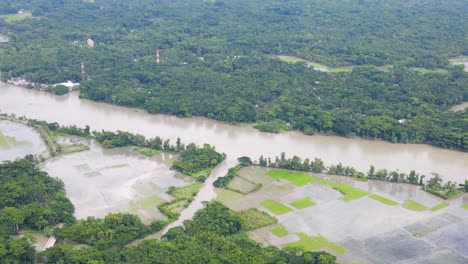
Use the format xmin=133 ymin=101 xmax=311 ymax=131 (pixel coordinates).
xmin=0 ymin=82 xmax=466 ymax=183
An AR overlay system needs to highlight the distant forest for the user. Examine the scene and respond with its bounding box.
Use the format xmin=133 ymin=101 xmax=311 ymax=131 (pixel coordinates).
xmin=0 ymin=0 xmax=467 ymax=150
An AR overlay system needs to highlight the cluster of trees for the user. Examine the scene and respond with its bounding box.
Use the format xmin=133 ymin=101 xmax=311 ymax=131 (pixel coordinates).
xmin=28 ymin=120 xmax=91 ymax=138
xmin=0 ymin=0 xmax=466 ymax=150
xmin=256 ymin=153 xmax=467 ymax=197
xmin=172 ymin=143 xmax=225 ymax=178
xmin=56 ymin=213 xmax=152 ymax=250
xmin=41 ymin=202 xmax=337 ymax=263
xmin=0 ymin=159 xmax=75 ymax=263
xmin=213 ymin=156 xmax=253 ymax=188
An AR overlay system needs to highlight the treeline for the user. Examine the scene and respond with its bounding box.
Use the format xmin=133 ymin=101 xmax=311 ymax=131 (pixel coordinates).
xmin=40 ymin=202 xmax=337 ymax=264
xmin=0 ymin=159 xmax=75 ymax=263
xmin=56 ymin=213 xmax=165 ymax=250
xmin=171 ymin=143 xmax=225 ymax=179
xmin=27 ymin=118 xmax=226 ymax=179
xmin=256 ymin=153 xmax=467 ymax=198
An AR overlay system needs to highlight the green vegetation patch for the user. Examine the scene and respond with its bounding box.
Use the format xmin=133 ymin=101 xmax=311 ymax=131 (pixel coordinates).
xmin=463 ymin=204 xmax=468 ymax=210
xmin=271 ymin=225 xmax=288 ymax=237
xmin=276 ymin=55 xmax=329 ymax=70
xmin=135 ymin=195 xmax=161 ymax=209
xmin=261 ymin=199 xmax=293 ymax=215
xmin=267 ymin=170 xmax=368 ymax=201
xmin=430 ymin=202 xmax=449 ymax=212
xmin=290 ymin=197 xmax=316 ymax=209
xmin=410 ymin=67 xmax=447 ymax=74
xmin=216 ymin=189 xmax=244 ymax=205
xmin=267 ymin=170 xmax=315 ymax=186
xmin=168 ymin=182 xmax=202 ymax=200
xmin=368 ymin=194 xmax=399 ymax=206
xmin=131 ymin=146 xmax=161 ymax=156
xmin=59 ymin=144 xmax=89 ymax=154
xmin=254 ymin=120 xmax=292 ymax=133
xmin=402 ymin=200 xmax=428 ymax=211
xmin=238 ymin=208 xmax=277 ymax=230
xmin=0 ymin=132 xmax=17 ymax=148
xmin=328 ymin=67 xmax=352 ymax=73
xmin=0 ymin=12 xmax=32 ymax=23
xmin=284 ymin=233 xmax=347 ymax=254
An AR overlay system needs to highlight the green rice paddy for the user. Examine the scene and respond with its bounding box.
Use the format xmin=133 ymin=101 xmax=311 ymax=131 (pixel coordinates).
xmin=283 ymin=233 xmax=347 ymax=254
xmin=0 ymin=132 xmax=17 ymax=148
xmin=0 ymin=12 xmax=32 ymax=23
xmin=261 ymin=199 xmax=293 ymax=215
xmin=238 ymin=208 xmax=277 ymax=230
xmin=216 ymin=189 xmax=244 ymax=205
xmin=430 ymin=202 xmax=449 ymax=212
xmin=267 ymin=170 xmax=368 ymax=201
xmin=290 ymin=197 xmax=316 ymax=209
xmin=170 ymin=182 xmax=202 ymax=200
xmin=368 ymin=194 xmax=399 ymax=206
xmin=271 ymin=225 xmax=288 ymax=237
xmin=402 ymin=200 xmax=428 ymax=211
xmin=131 ymin=146 xmax=161 ymax=157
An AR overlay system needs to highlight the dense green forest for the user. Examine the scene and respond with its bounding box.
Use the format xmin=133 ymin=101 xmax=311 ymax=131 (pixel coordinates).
xmin=0 ymin=159 xmax=74 ymax=263
xmin=41 ymin=202 xmax=337 ymax=264
xmin=0 ymin=0 xmax=467 ymax=150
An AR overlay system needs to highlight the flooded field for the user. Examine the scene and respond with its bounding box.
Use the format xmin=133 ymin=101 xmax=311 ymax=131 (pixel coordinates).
xmin=40 ymin=141 xmax=194 ymax=223
xmin=217 ymin=167 xmax=468 ymax=264
xmin=0 ymin=120 xmax=47 ymax=161
xmin=450 ymin=56 xmax=468 ymax=72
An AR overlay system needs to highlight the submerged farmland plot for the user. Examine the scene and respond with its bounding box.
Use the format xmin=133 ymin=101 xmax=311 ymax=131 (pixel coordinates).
xmin=216 ymin=166 xmax=468 ymax=263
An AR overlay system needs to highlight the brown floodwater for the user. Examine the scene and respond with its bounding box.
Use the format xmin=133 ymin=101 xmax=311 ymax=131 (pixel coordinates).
xmin=40 ymin=141 xmax=193 ymax=222
xmin=0 ymin=82 xmax=466 ymax=183
xmin=0 ymin=120 xmax=47 ymax=161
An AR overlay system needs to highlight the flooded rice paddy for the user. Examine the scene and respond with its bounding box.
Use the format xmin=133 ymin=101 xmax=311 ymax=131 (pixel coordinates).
xmin=40 ymin=140 xmax=194 ymax=223
xmin=0 ymin=119 xmax=47 ymax=161
xmin=218 ymin=167 xmax=468 ymax=264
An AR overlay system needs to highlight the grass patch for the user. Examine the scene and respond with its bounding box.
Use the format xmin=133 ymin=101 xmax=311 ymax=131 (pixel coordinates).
xmin=0 ymin=132 xmax=17 ymax=148
xmin=402 ymin=200 xmax=428 ymax=211
xmin=131 ymin=146 xmax=161 ymax=157
xmin=368 ymin=194 xmax=399 ymax=206
xmin=238 ymin=208 xmax=278 ymax=230
xmin=271 ymin=225 xmax=288 ymax=237
xmin=261 ymin=199 xmax=293 ymax=215
xmin=215 ymin=189 xmax=244 ymax=205
xmin=227 ymin=176 xmax=258 ymax=194
xmin=283 ymin=233 xmax=347 ymax=254
xmin=135 ymin=195 xmax=161 ymax=209
xmin=162 ymin=200 xmax=187 ymax=214
xmin=290 ymin=197 xmax=316 ymax=209
xmin=267 ymin=169 xmax=368 ymax=201
xmin=463 ymin=204 xmax=468 ymax=210
xmin=276 ymin=55 xmax=329 ymax=70
xmin=168 ymin=182 xmax=202 ymax=200
xmin=328 ymin=67 xmax=352 ymax=73
xmin=410 ymin=67 xmax=447 ymax=74
xmin=430 ymin=202 xmax=449 ymax=212
xmin=59 ymin=144 xmax=89 ymax=154
xmin=267 ymin=170 xmax=315 ymax=186
xmin=0 ymin=11 xmax=32 ymax=23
